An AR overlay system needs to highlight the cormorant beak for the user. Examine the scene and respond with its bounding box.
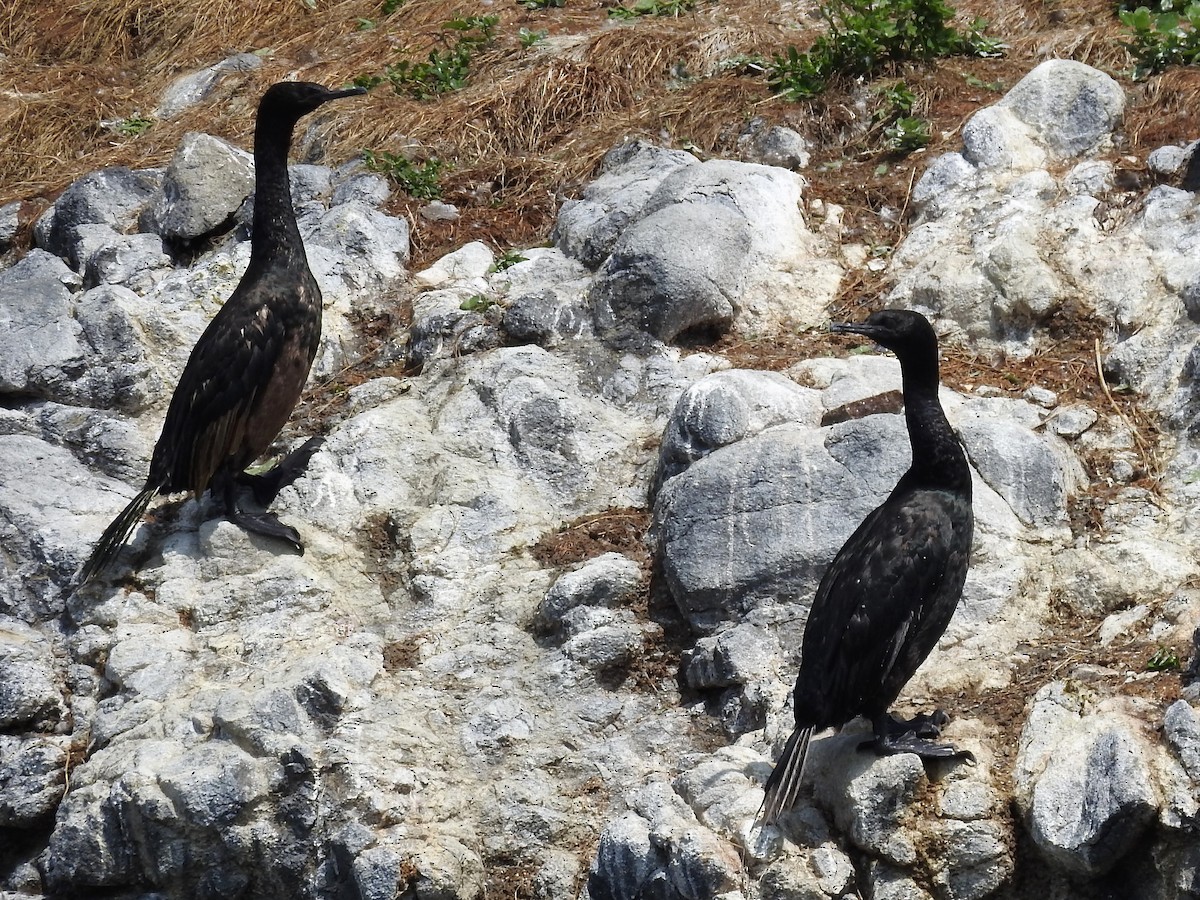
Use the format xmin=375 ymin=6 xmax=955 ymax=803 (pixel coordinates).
xmin=328 ymin=86 xmax=369 ymax=100
xmin=830 ymin=321 xmax=877 ymax=338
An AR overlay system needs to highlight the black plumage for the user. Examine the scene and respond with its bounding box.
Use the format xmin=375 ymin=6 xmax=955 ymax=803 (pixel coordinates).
xmin=79 ymin=81 xmax=365 ymax=584
xmin=760 ymin=309 xmax=974 ymax=824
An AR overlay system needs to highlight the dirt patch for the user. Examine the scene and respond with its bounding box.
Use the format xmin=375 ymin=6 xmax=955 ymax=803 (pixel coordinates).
xmin=530 ymin=507 xmax=651 ymax=570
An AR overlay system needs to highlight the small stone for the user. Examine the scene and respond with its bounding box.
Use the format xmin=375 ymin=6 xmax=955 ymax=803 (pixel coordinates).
xmin=1047 ymin=403 xmax=1098 ymax=438
xmin=419 ymin=200 xmax=460 ymax=223
xmin=1023 ymin=385 xmax=1058 ymax=408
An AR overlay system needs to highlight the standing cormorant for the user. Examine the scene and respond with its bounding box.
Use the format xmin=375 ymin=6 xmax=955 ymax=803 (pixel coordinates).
xmin=79 ymin=81 xmax=366 ymax=584
xmin=760 ymin=309 xmax=974 ymax=824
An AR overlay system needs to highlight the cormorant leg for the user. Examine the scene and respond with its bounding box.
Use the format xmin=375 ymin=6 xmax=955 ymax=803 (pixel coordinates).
xmin=858 ymin=711 xmax=975 ymax=761
xmin=222 ymin=479 xmax=305 ymax=554
xmin=236 ymin=436 xmax=325 ymax=505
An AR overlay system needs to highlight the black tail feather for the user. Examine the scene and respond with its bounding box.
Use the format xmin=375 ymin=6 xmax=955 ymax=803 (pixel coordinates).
xmin=759 ymin=725 xmax=814 ymax=825
xmin=77 ymin=483 xmax=159 ymax=585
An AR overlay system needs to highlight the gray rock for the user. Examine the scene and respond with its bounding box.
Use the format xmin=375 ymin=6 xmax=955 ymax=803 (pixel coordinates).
xmin=590 ymin=201 xmax=748 ymax=347
xmin=142 ymin=132 xmax=254 ymax=242
xmin=959 ymin=418 xmax=1071 ymax=527
xmin=0 ymin=735 xmax=68 ymax=826
xmin=737 ymin=117 xmax=811 ymax=170
xmin=653 ymin=369 xmax=821 ymax=496
xmin=1014 ymin=683 xmax=1158 ymax=876
xmin=654 ymin=420 xmax=904 ymax=632
xmin=503 ymin=288 xmax=589 ymax=347
xmin=158 ymin=742 xmax=267 ymax=828
xmin=997 ymin=59 xmax=1125 ymax=159
xmin=587 ymin=811 xmax=668 ymax=900
xmin=0 ymin=200 xmax=20 ymax=250
xmin=554 ymin=141 xmax=697 ymax=270
xmin=1149 ymin=144 xmax=1192 ymax=179
xmin=1164 ymin=700 xmax=1200 ymax=784
xmin=0 ymin=659 xmax=63 ymax=729
xmin=34 ymin=167 xmax=160 ymax=261
xmin=333 ymin=172 xmax=390 ymax=207
xmin=537 ymin=554 xmax=648 ymax=638
xmin=419 ymin=200 xmax=460 ymax=223
xmin=84 ymin=231 xmax=173 ymax=291
xmin=155 ymin=53 xmax=263 ymax=120
xmin=683 ymin=623 xmax=778 ymax=691
xmin=0 ymin=250 xmax=86 ymax=403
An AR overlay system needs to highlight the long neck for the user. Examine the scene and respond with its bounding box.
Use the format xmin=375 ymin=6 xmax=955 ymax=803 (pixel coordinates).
xmin=250 ymin=115 xmax=304 ymax=268
xmin=900 ymin=353 xmax=972 ymax=494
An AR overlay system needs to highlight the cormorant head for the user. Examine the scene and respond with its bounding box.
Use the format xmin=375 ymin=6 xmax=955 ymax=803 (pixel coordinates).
xmin=258 ymin=81 xmax=367 ymax=123
xmin=830 ymin=308 xmax=939 ymax=360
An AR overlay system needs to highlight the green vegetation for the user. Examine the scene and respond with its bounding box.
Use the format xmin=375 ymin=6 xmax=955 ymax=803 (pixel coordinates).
xmin=884 ymin=116 xmax=930 ymax=153
xmin=518 ymin=26 xmax=549 ymax=47
xmin=362 ymin=150 xmax=444 ymax=198
xmin=113 ymin=113 xmax=154 ymax=136
xmin=491 ymin=250 xmax=528 ymax=272
xmin=766 ymin=0 xmax=1003 ymax=101
xmin=1147 ymin=646 xmax=1182 ymax=671
xmin=461 ymin=294 xmax=497 ymax=312
xmin=609 ymin=0 xmax=696 ymax=19
xmin=381 ymin=0 xmax=405 ymax=13
xmin=355 ymin=15 xmax=498 ymax=99
xmin=1120 ymin=3 xmax=1200 ymax=78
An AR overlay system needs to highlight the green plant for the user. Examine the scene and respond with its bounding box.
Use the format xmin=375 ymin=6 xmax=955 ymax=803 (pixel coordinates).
xmin=877 ymin=81 xmax=917 ymax=116
xmin=359 ymin=15 xmax=497 ymax=99
xmin=883 ymin=115 xmax=931 ymax=153
xmin=1147 ymin=646 xmax=1182 ymax=671
xmin=963 ymin=72 xmax=1003 ymax=90
xmin=518 ymin=26 xmax=549 ymax=47
xmin=114 ymin=113 xmax=154 ymax=136
xmin=1120 ymin=3 xmax=1200 ymax=78
xmin=609 ymin=0 xmax=695 ymax=19
xmin=461 ymin=294 xmax=497 ymax=312
xmin=382 ymin=0 xmax=405 ymax=12
xmin=362 ymin=150 xmax=444 ymax=198
xmin=491 ymin=250 xmax=528 ymax=272
xmin=766 ymin=0 xmax=1004 ymax=100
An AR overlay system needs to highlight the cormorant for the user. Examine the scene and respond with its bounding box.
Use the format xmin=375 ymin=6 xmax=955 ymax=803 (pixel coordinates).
xmin=760 ymin=309 xmax=974 ymax=824
xmin=79 ymin=81 xmax=366 ymax=584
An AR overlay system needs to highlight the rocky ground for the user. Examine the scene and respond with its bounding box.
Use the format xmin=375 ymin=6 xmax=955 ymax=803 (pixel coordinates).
xmin=5 ymin=4 xmax=1200 ymax=900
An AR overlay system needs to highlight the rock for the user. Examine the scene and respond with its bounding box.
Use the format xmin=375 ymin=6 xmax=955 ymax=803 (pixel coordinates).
xmin=653 ymin=369 xmax=821 ymax=497
xmin=34 ymin=168 xmax=160 ymax=262
xmin=553 ymin=141 xmax=697 ymax=270
xmin=957 ymin=418 xmax=1074 ymax=528
xmin=0 ymin=735 xmax=69 ymax=826
xmin=332 ymin=172 xmax=390 ymax=207
xmin=1164 ymin=700 xmax=1200 ymax=784
xmin=590 ymin=200 xmax=748 ymax=346
xmin=737 ymin=117 xmax=811 ymax=170
xmin=0 ymin=200 xmax=20 ymax=250
xmin=0 ymin=250 xmax=85 ymax=402
xmin=84 ymin=232 xmax=173 ymax=292
xmin=502 ymin=288 xmax=590 ymax=348
xmin=996 ymin=59 xmax=1124 ymax=159
xmin=654 ymin=419 xmax=905 ymax=632
xmin=1014 ymin=683 xmax=1158 ymax=876
xmin=142 ymin=132 xmax=254 ymax=242
xmin=154 ymin=53 xmax=263 ymax=120
xmin=587 ymin=811 xmax=667 ymax=900
xmin=535 ymin=554 xmax=643 ymax=636
xmin=419 ymin=200 xmax=460 ymax=222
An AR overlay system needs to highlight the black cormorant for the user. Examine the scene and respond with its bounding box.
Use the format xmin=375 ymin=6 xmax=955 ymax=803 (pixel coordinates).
xmin=79 ymin=81 xmax=366 ymax=584
xmin=760 ymin=309 xmax=974 ymax=824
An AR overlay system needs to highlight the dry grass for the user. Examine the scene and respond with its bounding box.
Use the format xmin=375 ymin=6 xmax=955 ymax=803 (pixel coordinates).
xmin=8 ymin=0 xmax=1189 ymax=267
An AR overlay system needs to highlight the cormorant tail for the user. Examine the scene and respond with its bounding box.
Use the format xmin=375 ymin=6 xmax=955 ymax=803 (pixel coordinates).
xmin=759 ymin=725 xmax=814 ymax=825
xmin=78 ymin=483 xmax=158 ymax=584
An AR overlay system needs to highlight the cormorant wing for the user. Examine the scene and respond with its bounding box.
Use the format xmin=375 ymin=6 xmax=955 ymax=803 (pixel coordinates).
xmin=156 ymin=291 xmax=287 ymax=495
xmin=798 ymin=490 xmax=964 ymax=721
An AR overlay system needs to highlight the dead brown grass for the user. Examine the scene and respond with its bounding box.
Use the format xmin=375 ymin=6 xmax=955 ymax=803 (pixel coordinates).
xmin=4 ymin=0 xmax=1200 ymax=272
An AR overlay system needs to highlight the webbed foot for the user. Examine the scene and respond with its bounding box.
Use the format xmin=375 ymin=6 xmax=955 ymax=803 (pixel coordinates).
xmin=858 ymin=710 xmax=975 ymax=762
